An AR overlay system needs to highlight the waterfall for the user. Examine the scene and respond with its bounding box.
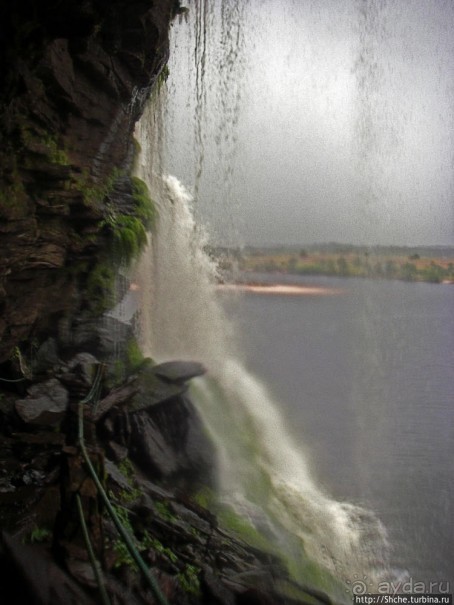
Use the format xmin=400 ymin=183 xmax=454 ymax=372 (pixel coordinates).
xmin=133 ymin=108 xmax=393 ymax=591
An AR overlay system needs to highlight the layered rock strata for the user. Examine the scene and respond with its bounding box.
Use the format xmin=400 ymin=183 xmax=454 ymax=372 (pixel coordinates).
xmin=0 ymin=0 xmax=177 ymax=363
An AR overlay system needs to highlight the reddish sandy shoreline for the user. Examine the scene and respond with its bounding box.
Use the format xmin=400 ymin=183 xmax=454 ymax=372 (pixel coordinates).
xmin=216 ymin=283 xmax=345 ymax=296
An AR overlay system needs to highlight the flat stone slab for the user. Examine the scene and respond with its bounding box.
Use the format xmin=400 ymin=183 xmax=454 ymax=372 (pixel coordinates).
xmin=152 ymin=361 xmax=206 ymax=384
xmin=96 ymin=361 xmax=208 ymax=415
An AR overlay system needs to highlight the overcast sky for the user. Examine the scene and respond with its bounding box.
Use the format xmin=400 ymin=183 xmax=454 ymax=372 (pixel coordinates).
xmin=161 ymin=0 xmax=454 ymax=247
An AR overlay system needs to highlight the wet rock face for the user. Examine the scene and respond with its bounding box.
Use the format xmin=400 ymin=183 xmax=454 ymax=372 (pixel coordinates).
xmin=0 ymin=0 xmax=176 ymax=363
xmin=128 ymin=394 xmax=217 ymax=486
xmin=100 ymin=362 xmax=216 ymax=488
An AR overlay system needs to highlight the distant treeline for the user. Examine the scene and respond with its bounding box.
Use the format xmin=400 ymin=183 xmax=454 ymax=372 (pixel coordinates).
xmin=209 ymin=244 xmax=454 ymax=284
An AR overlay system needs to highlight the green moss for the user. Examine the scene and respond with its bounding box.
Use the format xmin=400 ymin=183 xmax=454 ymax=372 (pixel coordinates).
xmin=20 ymin=125 xmax=70 ymax=166
xmin=70 ymin=177 xmax=154 ymax=318
xmin=111 ymin=215 xmax=148 ymax=264
xmin=76 ymin=167 xmax=123 ymax=207
xmin=217 ymin=505 xmax=277 ymax=554
xmin=196 ymin=485 xmax=343 ymax=599
xmin=113 ymin=458 xmax=141 ymax=503
xmin=86 ymin=262 xmax=115 ymax=315
xmin=107 ymin=506 xmax=180 ymax=576
xmin=42 ymin=134 xmax=69 ymax=165
xmin=118 ymin=487 xmax=141 ymax=504
xmin=131 ymin=176 xmax=157 ymax=230
xmin=96 ymin=177 xmax=156 ymax=267
xmin=148 ymin=536 xmax=178 ymax=564
xmin=126 ymin=339 xmax=145 ymax=372
xmin=285 ymin=548 xmax=333 ymax=593
xmin=177 ymin=564 xmax=201 ymax=597
xmin=109 ymin=503 xmax=137 ymax=569
xmin=154 ymin=501 xmax=177 ymax=522
xmin=118 ymin=457 xmax=135 ymax=484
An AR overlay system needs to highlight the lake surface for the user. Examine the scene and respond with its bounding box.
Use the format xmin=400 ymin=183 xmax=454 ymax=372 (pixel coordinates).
xmin=220 ymin=273 xmax=454 ymax=586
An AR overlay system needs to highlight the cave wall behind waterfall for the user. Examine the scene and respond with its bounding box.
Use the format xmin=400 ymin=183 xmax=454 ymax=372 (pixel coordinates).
xmin=0 ymin=0 xmax=178 ymax=363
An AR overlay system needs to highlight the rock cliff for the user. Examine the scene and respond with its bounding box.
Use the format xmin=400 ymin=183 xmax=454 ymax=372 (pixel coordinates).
xmin=0 ymin=0 xmax=177 ymax=364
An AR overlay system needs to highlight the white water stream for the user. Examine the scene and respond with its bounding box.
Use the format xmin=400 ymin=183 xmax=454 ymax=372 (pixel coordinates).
xmin=133 ymin=117 xmax=393 ymax=591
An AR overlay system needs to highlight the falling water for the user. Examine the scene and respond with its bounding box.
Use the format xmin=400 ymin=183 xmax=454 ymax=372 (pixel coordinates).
xmin=162 ymin=0 xmax=247 ymax=243
xmin=132 ymin=163 xmax=393 ymax=593
xmin=134 ymin=95 xmax=393 ymax=590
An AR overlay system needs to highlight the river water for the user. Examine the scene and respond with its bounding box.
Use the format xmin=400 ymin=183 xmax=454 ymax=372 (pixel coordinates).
xmin=218 ymin=273 xmax=454 ymax=586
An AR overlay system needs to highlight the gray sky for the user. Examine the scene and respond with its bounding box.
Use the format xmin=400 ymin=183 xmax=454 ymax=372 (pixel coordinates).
xmin=162 ymin=0 xmax=454 ymax=247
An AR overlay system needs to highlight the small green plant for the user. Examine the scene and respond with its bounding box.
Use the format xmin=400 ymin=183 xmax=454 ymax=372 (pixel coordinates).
xmin=126 ymin=338 xmax=144 ymax=372
xmin=112 ymin=215 xmax=148 ymax=264
xmin=107 ymin=498 xmax=176 ymax=573
xmin=26 ymin=527 xmax=52 ymax=544
xmin=42 ymin=134 xmax=69 ymax=165
xmin=118 ymin=487 xmax=141 ymax=504
xmin=86 ymin=262 xmax=115 ymax=314
xmin=115 ymin=458 xmax=141 ymax=502
xmin=178 ymin=564 xmax=201 ymax=596
xmin=95 ymin=177 xmax=156 ymax=268
xmin=20 ymin=125 xmax=70 ymax=166
xmin=154 ymin=500 xmax=176 ymax=522
xmin=113 ymin=538 xmax=136 ymax=569
xmin=118 ymin=457 xmax=135 ymax=483
xmin=109 ymin=502 xmax=138 ymax=570
xmin=131 ymin=176 xmax=157 ymax=231
xmin=148 ymin=537 xmax=178 ymax=563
